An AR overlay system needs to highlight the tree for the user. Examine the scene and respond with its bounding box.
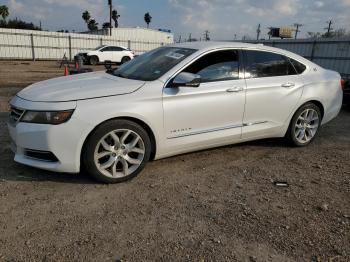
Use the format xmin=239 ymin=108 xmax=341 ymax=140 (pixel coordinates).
xmin=0 ymin=5 xmax=9 ymax=21
xmin=112 ymin=9 xmax=120 ymax=28
xmin=0 ymin=18 xmax=40 ymax=30
xmin=82 ymin=10 xmax=91 ymax=30
xmin=144 ymin=12 xmax=152 ymax=28
xmin=87 ymin=19 xmax=98 ymax=31
xmin=102 ymin=22 xmax=111 ymax=29
xmin=307 ymin=31 xmax=322 ymax=39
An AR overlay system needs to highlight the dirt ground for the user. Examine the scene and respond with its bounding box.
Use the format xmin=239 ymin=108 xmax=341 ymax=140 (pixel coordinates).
xmin=0 ymin=60 xmax=106 ymax=111
xmin=0 ymin=61 xmax=349 ymax=261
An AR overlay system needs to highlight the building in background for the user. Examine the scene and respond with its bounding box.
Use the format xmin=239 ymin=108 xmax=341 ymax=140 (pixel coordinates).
xmin=85 ymin=27 xmax=173 ymax=45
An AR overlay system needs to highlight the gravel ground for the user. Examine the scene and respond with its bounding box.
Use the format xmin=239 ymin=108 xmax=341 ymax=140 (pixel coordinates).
xmin=0 ymin=108 xmax=349 ymax=261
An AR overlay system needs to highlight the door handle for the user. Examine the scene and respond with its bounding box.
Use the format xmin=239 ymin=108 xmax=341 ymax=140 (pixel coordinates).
xmin=281 ymin=82 xmax=295 ymax=88
xmin=226 ymin=87 xmax=243 ymax=93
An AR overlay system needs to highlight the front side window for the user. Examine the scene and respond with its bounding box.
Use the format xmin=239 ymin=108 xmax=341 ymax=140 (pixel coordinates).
xmin=113 ymin=47 xmax=197 ymax=81
xmin=244 ymin=51 xmax=297 ymax=78
xmin=183 ymin=50 xmax=239 ymax=82
xmin=101 ymin=46 xmax=112 ymax=52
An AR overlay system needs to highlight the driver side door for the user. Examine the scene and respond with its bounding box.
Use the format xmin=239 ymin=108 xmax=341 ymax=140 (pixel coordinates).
xmin=162 ymin=49 xmax=246 ymax=153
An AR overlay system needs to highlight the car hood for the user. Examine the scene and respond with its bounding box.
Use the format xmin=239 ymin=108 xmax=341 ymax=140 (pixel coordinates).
xmin=17 ymin=71 xmax=145 ymax=102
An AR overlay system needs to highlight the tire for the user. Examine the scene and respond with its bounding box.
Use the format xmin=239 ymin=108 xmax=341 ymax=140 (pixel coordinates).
xmin=121 ymin=56 xmax=131 ymax=64
xmin=286 ymin=102 xmax=322 ymax=147
xmin=89 ymin=56 xmax=99 ymax=65
xmin=83 ymin=120 xmax=152 ymax=183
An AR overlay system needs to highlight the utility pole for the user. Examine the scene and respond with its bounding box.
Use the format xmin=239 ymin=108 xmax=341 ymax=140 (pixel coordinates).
xmin=293 ymin=23 xmax=303 ymax=39
xmin=256 ymin=24 xmax=261 ymax=40
xmin=204 ymin=30 xmax=210 ymax=41
xmin=108 ymin=0 xmax=112 ymax=36
xmin=324 ymin=20 xmax=333 ymax=37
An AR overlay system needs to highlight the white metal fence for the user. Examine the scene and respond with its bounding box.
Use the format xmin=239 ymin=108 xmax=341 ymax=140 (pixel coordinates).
xmin=0 ymin=28 xmax=173 ymax=60
xmin=244 ymin=39 xmax=350 ymax=78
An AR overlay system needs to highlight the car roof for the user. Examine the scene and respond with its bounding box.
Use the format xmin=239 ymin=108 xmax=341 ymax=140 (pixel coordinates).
xmin=169 ymin=41 xmax=261 ymax=50
xmin=167 ymin=41 xmax=313 ymax=65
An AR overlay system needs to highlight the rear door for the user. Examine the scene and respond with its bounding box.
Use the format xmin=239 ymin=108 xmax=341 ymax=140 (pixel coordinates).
xmin=242 ymin=50 xmax=304 ymax=138
xmin=110 ymin=46 xmax=124 ymax=62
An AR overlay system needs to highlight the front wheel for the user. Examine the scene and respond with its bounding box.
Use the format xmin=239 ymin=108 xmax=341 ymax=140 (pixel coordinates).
xmin=286 ymin=103 xmax=322 ymax=147
xmin=83 ymin=120 xmax=151 ymax=183
xmin=89 ymin=56 xmax=99 ymax=65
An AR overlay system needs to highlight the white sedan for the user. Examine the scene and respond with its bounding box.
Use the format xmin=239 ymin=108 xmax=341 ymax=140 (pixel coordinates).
xmin=8 ymin=42 xmax=343 ymax=183
xmin=77 ymin=45 xmax=134 ymax=65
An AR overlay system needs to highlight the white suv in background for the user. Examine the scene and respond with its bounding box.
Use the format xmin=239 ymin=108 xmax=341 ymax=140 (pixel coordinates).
xmin=77 ymin=45 xmax=134 ymax=65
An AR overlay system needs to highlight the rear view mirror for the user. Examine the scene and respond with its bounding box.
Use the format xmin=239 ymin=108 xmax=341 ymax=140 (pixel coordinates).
xmin=171 ymin=72 xmax=201 ymax=88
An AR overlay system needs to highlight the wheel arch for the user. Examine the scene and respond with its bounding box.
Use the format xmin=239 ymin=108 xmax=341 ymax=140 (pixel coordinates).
xmin=302 ymin=100 xmax=324 ymax=119
xmin=80 ymin=116 xmax=157 ymax=170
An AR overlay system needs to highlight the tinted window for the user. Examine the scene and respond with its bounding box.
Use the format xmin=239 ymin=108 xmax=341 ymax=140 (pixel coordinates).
xmin=94 ymin=45 xmax=106 ymax=50
xmin=113 ymin=47 xmax=197 ymax=81
xmin=110 ymin=46 xmax=124 ymax=51
xmin=289 ymin=58 xmax=306 ymax=74
xmin=245 ymin=51 xmax=297 ymax=78
xmin=101 ymin=46 xmax=112 ymax=52
xmin=183 ymin=50 xmax=239 ymax=82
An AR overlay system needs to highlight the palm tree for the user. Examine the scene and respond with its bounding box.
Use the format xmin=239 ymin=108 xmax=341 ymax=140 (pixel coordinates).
xmin=144 ymin=12 xmax=152 ymax=28
xmin=82 ymin=10 xmax=91 ymax=30
xmin=102 ymin=22 xmax=111 ymax=29
xmin=87 ymin=19 xmax=98 ymax=31
xmin=112 ymin=9 xmax=120 ymax=28
xmin=0 ymin=5 xmax=9 ymax=21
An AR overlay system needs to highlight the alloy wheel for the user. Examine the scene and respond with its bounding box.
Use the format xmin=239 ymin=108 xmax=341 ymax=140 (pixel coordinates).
xmin=294 ymin=108 xmax=320 ymax=144
xmin=94 ymin=129 xmax=145 ymax=178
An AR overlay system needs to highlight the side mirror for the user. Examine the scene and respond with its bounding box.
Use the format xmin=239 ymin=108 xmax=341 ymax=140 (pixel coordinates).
xmin=171 ymin=72 xmax=201 ymax=88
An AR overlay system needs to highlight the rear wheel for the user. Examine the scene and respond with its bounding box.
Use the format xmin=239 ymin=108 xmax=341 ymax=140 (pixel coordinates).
xmin=83 ymin=120 xmax=151 ymax=183
xmin=286 ymin=103 xmax=321 ymax=146
xmin=121 ymin=56 xmax=131 ymax=64
xmin=89 ymin=55 xmax=99 ymax=65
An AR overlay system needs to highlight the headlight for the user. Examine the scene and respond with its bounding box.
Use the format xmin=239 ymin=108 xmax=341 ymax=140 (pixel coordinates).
xmin=20 ymin=110 xmax=74 ymax=125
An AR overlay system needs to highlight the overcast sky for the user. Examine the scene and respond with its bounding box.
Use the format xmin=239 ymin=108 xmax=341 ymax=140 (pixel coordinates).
xmin=3 ymin=0 xmax=350 ymax=40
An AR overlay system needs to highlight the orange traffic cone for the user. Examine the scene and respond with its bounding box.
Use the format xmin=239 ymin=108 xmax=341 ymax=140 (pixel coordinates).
xmin=64 ymin=65 xmax=69 ymax=76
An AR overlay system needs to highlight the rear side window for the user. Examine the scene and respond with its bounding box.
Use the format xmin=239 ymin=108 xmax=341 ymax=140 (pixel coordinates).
xmin=244 ymin=51 xmax=297 ymax=78
xmin=183 ymin=50 xmax=240 ymax=82
xmin=289 ymin=58 xmax=307 ymax=74
xmin=110 ymin=46 xmax=124 ymax=51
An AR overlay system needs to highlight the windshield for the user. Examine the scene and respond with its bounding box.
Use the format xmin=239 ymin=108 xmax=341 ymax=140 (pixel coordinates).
xmin=113 ymin=47 xmax=197 ymax=81
xmin=94 ymin=45 xmax=106 ymax=50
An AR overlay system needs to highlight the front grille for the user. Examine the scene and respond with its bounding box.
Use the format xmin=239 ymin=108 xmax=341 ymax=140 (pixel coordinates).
xmin=9 ymin=106 xmax=25 ymax=124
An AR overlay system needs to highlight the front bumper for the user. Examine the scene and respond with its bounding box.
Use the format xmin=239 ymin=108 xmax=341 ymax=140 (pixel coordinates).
xmin=7 ymin=97 xmax=92 ymax=173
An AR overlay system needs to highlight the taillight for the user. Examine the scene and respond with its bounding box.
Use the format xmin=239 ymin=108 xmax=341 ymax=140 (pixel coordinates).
xmin=340 ymin=79 xmax=346 ymax=91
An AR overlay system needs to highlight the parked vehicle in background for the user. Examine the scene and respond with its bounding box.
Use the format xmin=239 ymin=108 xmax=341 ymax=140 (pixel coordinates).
xmin=8 ymin=42 xmax=343 ymax=183
xmin=342 ymin=79 xmax=350 ymax=106
xmin=77 ymin=45 xmax=134 ymax=65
